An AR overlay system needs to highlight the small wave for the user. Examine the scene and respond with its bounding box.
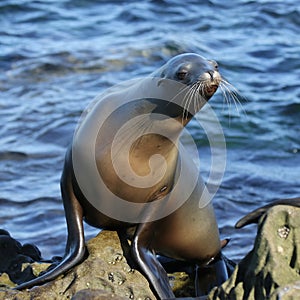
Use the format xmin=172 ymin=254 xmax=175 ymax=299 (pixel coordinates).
xmin=0 ymin=151 xmax=27 ymax=161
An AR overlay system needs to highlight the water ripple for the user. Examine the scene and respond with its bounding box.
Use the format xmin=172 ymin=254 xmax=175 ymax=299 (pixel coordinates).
xmin=1 ymin=0 xmax=299 ymax=262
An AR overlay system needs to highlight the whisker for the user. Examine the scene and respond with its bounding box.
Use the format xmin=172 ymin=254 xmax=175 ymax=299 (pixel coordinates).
xmin=192 ymin=84 xmax=199 ymax=113
xmin=184 ymin=86 xmax=196 ymax=122
xmin=186 ymin=82 xmax=206 ymax=120
xmin=221 ymin=78 xmax=245 ymax=99
xmin=222 ymin=83 xmax=243 ymax=107
xmin=195 ymin=83 xmax=206 ymax=112
xmin=219 ymin=83 xmax=233 ymax=124
xmin=181 ymin=86 xmax=192 ymax=122
xmin=219 ymin=79 xmax=248 ymax=118
xmin=219 ymin=84 xmax=230 ymax=113
xmin=220 ymin=82 xmax=239 ymax=114
xmin=178 ymin=82 xmax=202 ymax=124
xmin=221 ymin=79 xmax=247 ymax=106
xmin=188 ymin=83 xmax=199 ymax=114
xmin=169 ymin=83 xmax=193 ymax=123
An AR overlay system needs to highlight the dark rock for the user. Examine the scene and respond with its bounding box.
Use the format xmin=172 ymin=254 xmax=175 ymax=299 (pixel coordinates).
xmin=0 ymin=231 xmax=42 ymax=285
xmin=0 ymin=235 xmax=22 ymax=271
xmin=21 ymin=243 xmax=42 ymax=261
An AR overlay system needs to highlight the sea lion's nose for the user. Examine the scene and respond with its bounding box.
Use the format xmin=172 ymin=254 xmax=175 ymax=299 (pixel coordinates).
xmin=207 ymin=70 xmax=215 ymax=80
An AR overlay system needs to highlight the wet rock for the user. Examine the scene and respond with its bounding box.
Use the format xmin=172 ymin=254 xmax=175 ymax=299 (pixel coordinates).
xmin=209 ymin=205 xmax=300 ymax=300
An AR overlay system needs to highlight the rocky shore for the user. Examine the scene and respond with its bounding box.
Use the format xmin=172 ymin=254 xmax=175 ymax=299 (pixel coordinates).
xmin=0 ymin=205 xmax=299 ymax=299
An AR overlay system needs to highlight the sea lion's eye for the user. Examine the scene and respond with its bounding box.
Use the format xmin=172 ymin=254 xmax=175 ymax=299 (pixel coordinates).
xmin=209 ymin=60 xmax=219 ymax=70
xmin=176 ymin=71 xmax=187 ymax=80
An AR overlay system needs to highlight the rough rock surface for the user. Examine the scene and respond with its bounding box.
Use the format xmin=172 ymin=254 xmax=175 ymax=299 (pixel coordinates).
xmin=0 ymin=231 xmax=156 ymax=299
xmin=1 ymin=205 xmax=299 ymax=299
xmin=209 ymin=205 xmax=300 ymax=300
xmin=0 ymin=229 xmax=198 ymax=299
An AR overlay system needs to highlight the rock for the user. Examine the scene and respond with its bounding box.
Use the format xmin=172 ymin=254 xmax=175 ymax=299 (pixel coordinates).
xmin=4 ymin=205 xmax=298 ymax=299
xmin=0 ymin=230 xmax=46 ymax=286
xmin=271 ymin=281 xmax=300 ymax=300
xmin=209 ymin=205 xmax=300 ymax=300
xmin=72 ymin=289 xmax=127 ymax=300
xmin=0 ymin=231 xmax=156 ymax=299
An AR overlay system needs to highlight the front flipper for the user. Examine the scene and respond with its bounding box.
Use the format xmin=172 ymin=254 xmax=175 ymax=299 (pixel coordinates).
xmin=235 ymin=197 xmax=300 ymax=229
xmin=132 ymin=222 xmax=175 ymax=299
xmin=16 ymin=155 xmax=86 ymax=290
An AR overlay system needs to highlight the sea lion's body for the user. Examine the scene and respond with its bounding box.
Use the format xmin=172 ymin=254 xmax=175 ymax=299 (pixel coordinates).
xmin=16 ymin=53 xmax=226 ymax=298
xmin=14 ymin=53 xmax=300 ymax=298
xmin=71 ymin=81 xmax=222 ymax=262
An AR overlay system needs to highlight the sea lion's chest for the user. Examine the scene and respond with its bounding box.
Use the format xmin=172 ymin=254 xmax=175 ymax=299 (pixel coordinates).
xmin=96 ymin=133 xmax=179 ymax=204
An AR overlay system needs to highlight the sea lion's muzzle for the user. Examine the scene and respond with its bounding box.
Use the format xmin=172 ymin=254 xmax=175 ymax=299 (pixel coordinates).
xmin=199 ymin=70 xmax=221 ymax=99
xmin=205 ymin=84 xmax=219 ymax=97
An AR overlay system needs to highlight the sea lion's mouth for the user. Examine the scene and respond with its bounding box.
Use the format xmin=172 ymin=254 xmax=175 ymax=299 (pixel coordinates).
xmin=204 ymin=84 xmax=219 ymax=98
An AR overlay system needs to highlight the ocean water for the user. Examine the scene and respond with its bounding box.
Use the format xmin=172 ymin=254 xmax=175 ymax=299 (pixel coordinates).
xmin=1 ymin=0 xmax=299 ymax=264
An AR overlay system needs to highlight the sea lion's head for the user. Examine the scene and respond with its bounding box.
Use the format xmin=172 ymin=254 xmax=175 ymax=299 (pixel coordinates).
xmin=158 ymin=53 xmax=221 ymax=101
xmin=150 ymin=53 xmax=222 ymax=121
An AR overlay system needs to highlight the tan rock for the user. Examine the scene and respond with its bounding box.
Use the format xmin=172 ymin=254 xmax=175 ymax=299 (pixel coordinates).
xmin=209 ymin=205 xmax=300 ymax=300
xmin=4 ymin=205 xmax=298 ymax=299
xmin=0 ymin=231 xmax=155 ymax=299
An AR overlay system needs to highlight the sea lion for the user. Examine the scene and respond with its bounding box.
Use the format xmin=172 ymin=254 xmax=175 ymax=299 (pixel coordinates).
xmin=236 ymin=197 xmax=300 ymax=228
xmin=16 ymin=53 xmax=228 ymax=298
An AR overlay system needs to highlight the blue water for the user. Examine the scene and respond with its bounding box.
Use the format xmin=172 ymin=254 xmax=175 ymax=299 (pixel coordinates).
xmin=1 ymin=0 xmax=299 ymax=263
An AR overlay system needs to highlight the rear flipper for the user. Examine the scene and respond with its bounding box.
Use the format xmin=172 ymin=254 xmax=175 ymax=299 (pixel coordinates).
xmin=235 ymin=197 xmax=300 ymax=229
xmin=15 ymin=155 xmax=87 ymax=290
xmin=195 ymin=252 xmax=235 ymax=297
xmin=157 ymin=239 xmax=232 ymax=274
xmin=157 ymin=252 xmax=235 ymax=297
